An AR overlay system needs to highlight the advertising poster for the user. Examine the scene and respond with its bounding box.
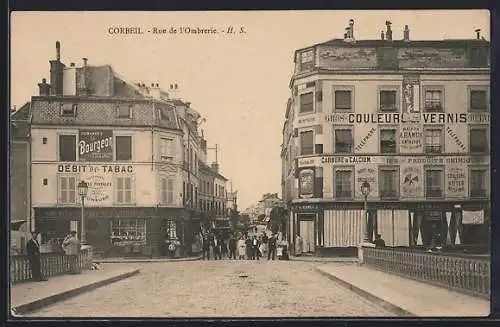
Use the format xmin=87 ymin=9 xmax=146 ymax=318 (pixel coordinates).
xmin=446 ymin=166 xmax=467 ymax=198
xmin=79 ymin=130 xmax=113 ymax=162
xmin=299 ymin=168 xmax=314 ymax=198
xmin=355 ymin=165 xmax=378 ymax=199
xmin=400 ymin=165 xmax=424 ymax=199
xmin=81 ymin=170 xmax=114 ymax=207
xmin=400 ymin=125 xmax=423 ymax=153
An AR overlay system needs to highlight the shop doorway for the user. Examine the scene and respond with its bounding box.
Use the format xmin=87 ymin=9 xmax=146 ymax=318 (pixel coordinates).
xmin=422 ymin=211 xmax=443 ymax=247
xmin=299 ymin=219 xmax=315 ymax=253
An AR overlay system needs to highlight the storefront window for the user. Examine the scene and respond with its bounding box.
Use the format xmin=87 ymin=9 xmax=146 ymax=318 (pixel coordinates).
xmin=110 ymin=219 xmax=146 ymax=246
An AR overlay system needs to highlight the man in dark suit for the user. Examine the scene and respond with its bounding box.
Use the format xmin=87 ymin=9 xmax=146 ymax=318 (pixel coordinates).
xmin=268 ymin=234 xmax=277 ymax=260
xmin=26 ymin=231 xmax=47 ymax=282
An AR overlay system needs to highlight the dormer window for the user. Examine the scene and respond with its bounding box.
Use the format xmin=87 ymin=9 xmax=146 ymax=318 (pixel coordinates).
xmin=117 ymin=104 xmax=132 ymax=119
xmin=60 ymin=103 xmax=77 ymax=117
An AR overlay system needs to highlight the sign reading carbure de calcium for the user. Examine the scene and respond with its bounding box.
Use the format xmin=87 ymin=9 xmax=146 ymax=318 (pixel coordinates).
xmin=79 ymin=130 xmax=113 ymax=162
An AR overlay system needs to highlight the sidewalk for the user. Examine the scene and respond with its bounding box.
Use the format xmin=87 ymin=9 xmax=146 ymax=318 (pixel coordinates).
xmin=290 ymin=255 xmax=358 ymax=263
xmin=94 ymin=255 xmax=202 ymax=263
xmin=11 ymin=265 xmax=140 ymax=315
xmin=316 ymin=264 xmax=490 ymax=317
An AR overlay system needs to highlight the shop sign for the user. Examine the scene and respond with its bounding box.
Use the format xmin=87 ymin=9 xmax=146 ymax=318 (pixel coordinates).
xmin=400 ymin=125 xmax=423 ymax=152
xmin=295 ymin=203 xmax=320 ymax=212
xmin=355 ymin=127 xmax=376 ymax=152
xmin=57 ymin=164 xmax=134 ymax=173
xmin=298 ymin=169 xmax=314 ymax=198
xmin=79 ymin=130 xmax=113 ymax=162
xmin=324 ymin=112 xmax=484 ymax=125
xmin=355 ymin=167 xmax=378 ymax=199
xmin=400 ymin=165 xmax=423 ymax=198
xmin=446 ymin=166 xmax=467 ymax=198
xmin=297 ymin=157 xmax=318 ymax=168
xmin=296 ymin=114 xmax=319 ymax=127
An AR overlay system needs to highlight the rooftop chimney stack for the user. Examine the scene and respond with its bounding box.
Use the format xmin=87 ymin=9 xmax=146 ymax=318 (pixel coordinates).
xmin=70 ymin=62 xmax=75 ymax=67
xmin=38 ymin=78 xmax=51 ymax=96
xmin=56 ymin=41 xmax=61 ymax=61
xmin=381 ymin=30 xmax=385 ymax=40
xmin=211 ymin=162 xmax=219 ymax=173
xmin=403 ymin=25 xmax=410 ymax=42
xmin=475 ymin=29 xmax=481 ymax=40
xmin=50 ymin=41 xmax=65 ymax=95
xmin=82 ymin=58 xmax=88 ymax=66
xmin=349 ymin=19 xmax=355 ymax=39
xmin=385 ymin=21 xmax=392 ymax=41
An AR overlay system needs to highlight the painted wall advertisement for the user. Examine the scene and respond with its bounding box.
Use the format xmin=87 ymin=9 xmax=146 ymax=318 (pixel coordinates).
xmin=355 ymin=166 xmax=378 ymax=199
xmin=298 ymin=168 xmax=314 ymax=199
xmin=400 ymin=125 xmax=423 ymax=153
xmin=400 ymin=165 xmax=424 ymax=199
xmin=446 ymin=166 xmax=467 ymax=198
xmin=57 ymin=164 xmax=135 ymax=207
xmin=79 ymin=130 xmax=113 ymax=162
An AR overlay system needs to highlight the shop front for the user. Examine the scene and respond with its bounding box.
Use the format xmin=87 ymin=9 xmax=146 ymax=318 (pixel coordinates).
xmin=34 ymin=206 xmax=187 ymax=258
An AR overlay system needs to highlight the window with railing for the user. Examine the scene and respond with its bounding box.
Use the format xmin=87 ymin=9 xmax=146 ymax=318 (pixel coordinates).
xmin=335 ymin=169 xmax=353 ymax=199
xmin=424 ymin=90 xmax=443 ymax=111
xmin=380 ymin=129 xmax=397 ymax=154
xmin=470 ymin=169 xmax=487 ymax=198
xmin=300 ymin=130 xmax=314 ymax=155
xmin=470 ymin=90 xmax=488 ymax=111
xmin=379 ymin=168 xmax=399 ymax=199
xmin=424 ymin=128 xmax=443 ymax=154
xmin=335 ymin=129 xmax=353 ymax=153
xmin=299 ymin=92 xmax=314 ymax=113
xmin=160 ymin=137 xmax=174 ymax=162
xmin=425 ymin=169 xmax=443 ymax=198
xmin=469 ymin=128 xmax=489 ymax=154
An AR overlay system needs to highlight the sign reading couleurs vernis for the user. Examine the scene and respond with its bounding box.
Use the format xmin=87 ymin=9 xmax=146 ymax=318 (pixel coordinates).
xmin=79 ymin=130 xmax=113 ymax=162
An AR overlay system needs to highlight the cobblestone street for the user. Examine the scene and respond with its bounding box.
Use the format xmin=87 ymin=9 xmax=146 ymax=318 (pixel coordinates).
xmin=29 ymin=261 xmax=392 ymax=317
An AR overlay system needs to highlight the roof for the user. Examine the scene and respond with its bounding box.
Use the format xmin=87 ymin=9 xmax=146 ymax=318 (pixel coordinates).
xmin=11 ymin=102 xmax=31 ymax=139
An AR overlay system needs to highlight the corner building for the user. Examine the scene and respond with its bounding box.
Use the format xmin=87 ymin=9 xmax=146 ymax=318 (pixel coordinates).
xmin=28 ymin=42 xmax=209 ymax=257
xmin=281 ymin=22 xmax=490 ymax=256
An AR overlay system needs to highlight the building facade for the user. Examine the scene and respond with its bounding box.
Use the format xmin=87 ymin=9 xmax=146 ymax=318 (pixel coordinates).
xmin=18 ymin=41 xmax=230 ymax=257
xmin=281 ymin=21 xmax=490 ymax=256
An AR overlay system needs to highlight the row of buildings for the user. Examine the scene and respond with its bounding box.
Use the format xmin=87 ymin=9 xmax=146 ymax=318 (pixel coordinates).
xmin=11 ymin=41 xmax=238 ymax=257
xmin=281 ymin=20 xmax=490 ymax=256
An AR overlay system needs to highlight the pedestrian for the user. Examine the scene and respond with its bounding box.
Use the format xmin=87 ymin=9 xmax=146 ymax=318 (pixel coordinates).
xmin=295 ymin=233 xmax=303 ymax=256
xmin=202 ymin=233 xmax=210 ymax=260
xmin=168 ymin=241 xmax=176 ymax=258
xmin=237 ymin=236 xmax=246 ymax=260
xmin=268 ymin=234 xmax=277 ymax=260
xmin=62 ymin=231 xmax=81 ymax=274
xmin=213 ymin=235 xmax=222 ymax=260
xmin=220 ymin=237 xmax=227 ymax=259
xmin=251 ymin=236 xmax=260 ymax=260
xmin=228 ymin=234 xmax=237 ymax=260
xmin=245 ymin=236 xmax=252 ymax=260
xmin=26 ymin=231 xmax=47 ymax=282
xmin=374 ymin=234 xmax=386 ymax=248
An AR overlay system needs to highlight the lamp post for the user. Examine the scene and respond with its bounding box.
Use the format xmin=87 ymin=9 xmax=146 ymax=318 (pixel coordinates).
xmin=78 ymin=180 xmax=89 ymax=245
xmin=360 ymin=180 xmax=371 ymax=243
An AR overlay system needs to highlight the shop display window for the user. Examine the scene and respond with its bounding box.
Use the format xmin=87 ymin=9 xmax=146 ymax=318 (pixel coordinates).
xmin=110 ymin=219 xmax=146 ymax=246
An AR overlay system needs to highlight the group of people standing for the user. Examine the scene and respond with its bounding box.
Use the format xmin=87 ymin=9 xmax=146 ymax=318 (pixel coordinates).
xmin=201 ymin=231 xmax=280 ymax=261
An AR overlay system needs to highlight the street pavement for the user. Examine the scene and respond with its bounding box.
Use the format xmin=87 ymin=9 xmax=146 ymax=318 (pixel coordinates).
xmin=27 ymin=260 xmax=392 ymax=317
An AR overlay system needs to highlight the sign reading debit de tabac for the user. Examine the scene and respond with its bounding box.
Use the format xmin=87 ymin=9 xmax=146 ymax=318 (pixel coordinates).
xmin=79 ymin=130 xmax=113 ymax=162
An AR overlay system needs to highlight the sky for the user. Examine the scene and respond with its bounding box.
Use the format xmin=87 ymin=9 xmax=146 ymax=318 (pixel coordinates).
xmin=10 ymin=10 xmax=490 ymax=210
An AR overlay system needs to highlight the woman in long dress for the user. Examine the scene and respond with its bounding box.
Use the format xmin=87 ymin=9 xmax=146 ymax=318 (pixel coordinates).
xmin=295 ymin=233 xmax=303 ymax=256
xmin=237 ymin=236 xmax=246 ymax=260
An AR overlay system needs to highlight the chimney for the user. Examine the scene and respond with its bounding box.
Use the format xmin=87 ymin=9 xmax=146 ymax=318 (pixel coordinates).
xmin=38 ymin=78 xmax=51 ymax=96
xmin=151 ymin=83 xmax=154 ymax=87
xmin=211 ymin=162 xmax=219 ymax=173
xmin=156 ymin=83 xmax=159 ymax=87
xmin=475 ymin=29 xmax=481 ymax=40
xmin=56 ymin=41 xmax=61 ymax=61
xmin=186 ymin=102 xmax=191 ymax=108
xmin=49 ymin=41 xmax=65 ymax=95
xmin=70 ymin=62 xmax=75 ymax=67
xmin=385 ymin=21 xmax=392 ymax=41
xmin=81 ymin=58 xmax=89 ymax=96
xmin=381 ymin=30 xmax=385 ymax=40
xmin=349 ymin=19 xmax=355 ymax=40
xmin=403 ymin=25 xmax=410 ymax=42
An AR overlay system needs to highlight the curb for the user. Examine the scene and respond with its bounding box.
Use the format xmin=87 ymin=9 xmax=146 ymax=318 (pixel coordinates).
xmin=290 ymin=257 xmax=359 ymax=263
xmin=94 ymin=256 xmax=202 ymax=263
xmin=315 ymin=267 xmax=415 ymax=317
xmin=12 ymin=268 xmax=140 ymax=315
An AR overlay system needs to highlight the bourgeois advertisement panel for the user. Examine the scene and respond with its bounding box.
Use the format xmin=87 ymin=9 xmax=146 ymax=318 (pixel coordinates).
xmin=79 ymin=130 xmax=113 ymax=162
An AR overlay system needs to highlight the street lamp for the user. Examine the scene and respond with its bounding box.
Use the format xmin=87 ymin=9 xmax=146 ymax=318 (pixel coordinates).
xmin=78 ymin=180 xmax=89 ymax=245
xmin=360 ymin=180 xmax=371 ymax=243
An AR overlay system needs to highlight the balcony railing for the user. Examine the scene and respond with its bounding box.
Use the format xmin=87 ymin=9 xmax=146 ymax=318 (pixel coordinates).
xmin=380 ymin=190 xmax=399 ymax=199
xmin=424 ymin=101 xmax=443 ymax=111
xmin=470 ymin=189 xmax=487 ymax=198
xmin=425 ymin=189 xmax=442 ymax=198
xmin=363 ymin=247 xmax=490 ymax=299
xmin=424 ymin=145 xmax=442 ymax=154
xmin=10 ymin=246 xmax=93 ymax=284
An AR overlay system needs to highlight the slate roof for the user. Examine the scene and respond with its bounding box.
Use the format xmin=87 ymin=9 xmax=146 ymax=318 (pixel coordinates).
xmin=11 ymin=102 xmax=31 ymax=139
